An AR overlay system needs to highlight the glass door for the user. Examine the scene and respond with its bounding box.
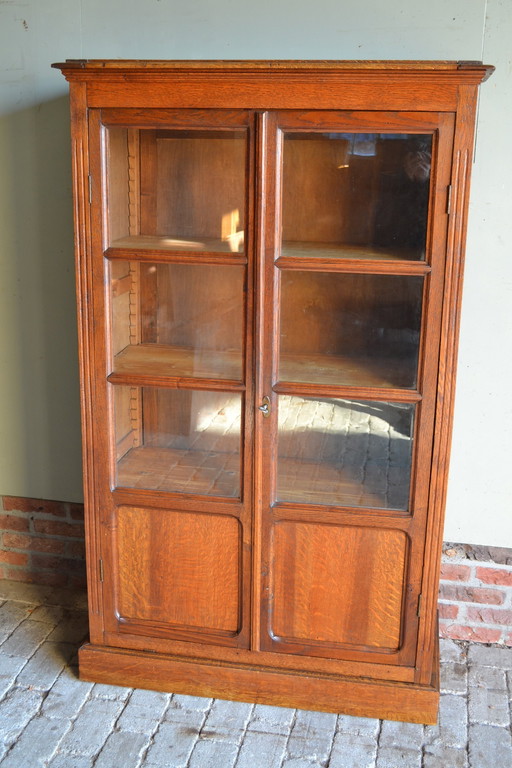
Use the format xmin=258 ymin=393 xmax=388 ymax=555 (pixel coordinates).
xmin=90 ymin=110 xmax=254 ymax=650
xmin=259 ymin=111 xmax=454 ymax=665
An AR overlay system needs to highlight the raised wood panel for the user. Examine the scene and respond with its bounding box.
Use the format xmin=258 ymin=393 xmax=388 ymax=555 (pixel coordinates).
xmin=115 ymin=506 xmax=242 ymax=635
xmin=269 ymin=521 xmax=408 ymax=652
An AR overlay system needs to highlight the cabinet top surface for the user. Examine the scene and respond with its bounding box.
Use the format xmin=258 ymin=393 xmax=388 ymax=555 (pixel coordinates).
xmin=52 ymin=59 xmax=494 ymax=80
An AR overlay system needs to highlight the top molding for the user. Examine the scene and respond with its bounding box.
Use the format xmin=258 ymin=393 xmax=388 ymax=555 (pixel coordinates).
xmin=52 ymin=59 xmax=494 ymax=80
xmin=52 ymin=60 xmax=494 ymax=112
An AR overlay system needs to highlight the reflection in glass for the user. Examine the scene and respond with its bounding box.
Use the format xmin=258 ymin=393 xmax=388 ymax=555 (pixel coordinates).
xmin=110 ymin=261 xmax=244 ymax=381
xmin=114 ymin=386 xmax=241 ymax=497
xmin=279 ymin=272 xmax=423 ymax=389
xmin=277 ymin=396 xmax=414 ymax=510
xmin=107 ymin=127 xmax=246 ymax=252
xmin=281 ymin=133 xmax=432 ymax=261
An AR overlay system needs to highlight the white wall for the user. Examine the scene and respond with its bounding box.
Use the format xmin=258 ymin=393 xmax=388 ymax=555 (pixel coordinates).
xmin=0 ymin=0 xmax=510 ymax=546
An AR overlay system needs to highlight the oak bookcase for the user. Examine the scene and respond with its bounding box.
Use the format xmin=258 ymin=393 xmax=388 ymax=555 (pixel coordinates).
xmin=53 ymin=60 xmax=492 ymax=723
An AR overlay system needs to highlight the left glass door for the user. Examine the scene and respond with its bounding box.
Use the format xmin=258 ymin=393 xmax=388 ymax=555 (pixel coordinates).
xmin=89 ymin=110 xmax=253 ymax=650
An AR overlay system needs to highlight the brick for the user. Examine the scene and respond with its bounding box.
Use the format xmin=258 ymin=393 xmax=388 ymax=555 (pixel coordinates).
xmin=235 ymin=731 xmax=288 ymax=768
xmin=329 ymin=732 xmax=377 ymax=768
xmin=49 ymin=756 xmax=93 ymax=768
xmin=16 ymin=641 xmax=74 ymax=691
xmin=201 ymin=698 xmax=252 ymax=742
xmin=423 ymin=744 xmax=468 ymax=768
xmin=188 ymin=739 xmax=239 ymax=768
xmin=0 ymin=514 xmax=30 ymax=532
xmin=33 ymin=519 xmax=85 ymax=538
xmin=439 ymin=638 xmax=468 ymax=664
xmin=41 ymin=666 xmax=94 ymax=720
xmin=424 ymin=693 xmax=467 ymax=749
xmin=0 ymin=714 xmax=71 ymax=768
xmin=468 ymin=664 xmax=507 ymax=690
xmin=164 ymin=706 xmax=206 ymax=727
xmin=57 ymin=697 xmax=124 ymax=757
xmin=439 ymin=585 xmax=505 ymax=605
xmin=144 ymin=719 xmax=204 ymax=767
xmin=2 ymin=496 xmax=67 ymax=517
xmin=69 ymin=503 xmax=85 ymax=520
xmin=167 ymin=693 xmax=212 ymax=712
xmin=0 ymin=686 xmax=44 ymax=745
xmin=6 ymin=570 xmax=71 ymax=588
xmin=469 ymin=724 xmax=512 ymax=768
xmin=32 ymin=554 xmax=81 ymax=572
xmin=0 ymin=655 xmax=27 ymax=700
xmin=116 ymin=688 xmax=170 ymax=733
xmin=336 ymin=715 xmax=380 ymax=738
xmin=286 ymin=709 xmax=336 ymax=763
xmin=2 ymin=532 xmax=67 ymax=555
xmin=466 ymin=606 xmax=512 ymax=625
xmin=66 ymin=540 xmax=86 ymax=558
xmin=440 ymin=662 xmax=468 ymax=695
xmin=379 ymin=719 xmax=424 ymax=750
xmin=468 ymin=686 xmax=510 ymax=726
xmin=376 ymin=746 xmax=422 ymax=767
xmin=439 ymin=623 xmax=502 ymax=644
xmin=476 ymin=566 xmax=512 ymax=586
xmin=90 ymin=682 xmax=131 ymax=701
xmin=28 ymin=604 xmax=65 ymax=625
xmin=46 ymin=610 xmax=89 ymax=643
xmin=440 ymin=564 xmax=471 ymax=581
xmin=247 ymin=704 xmax=295 ymax=736
xmin=0 ymin=549 xmax=29 ymax=566
xmin=0 ymin=618 xmax=52 ymax=658
xmin=468 ymin=644 xmax=512 ymax=668
xmin=94 ymin=730 xmax=150 ymax=768
xmin=438 ymin=603 xmax=459 ymax=620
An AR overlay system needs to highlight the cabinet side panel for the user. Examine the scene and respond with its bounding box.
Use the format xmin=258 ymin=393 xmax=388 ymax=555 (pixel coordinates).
xmin=114 ymin=506 xmax=242 ymax=635
xmin=270 ymin=521 xmax=408 ymax=652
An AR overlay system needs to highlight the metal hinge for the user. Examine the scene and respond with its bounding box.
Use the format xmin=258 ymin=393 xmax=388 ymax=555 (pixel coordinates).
xmin=417 ymin=594 xmax=423 ymax=617
xmin=447 ymin=184 xmax=452 ymax=215
xmin=88 ymin=174 xmax=93 ymax=204
xmin=99 ymin=558 xmax=104 ymax=582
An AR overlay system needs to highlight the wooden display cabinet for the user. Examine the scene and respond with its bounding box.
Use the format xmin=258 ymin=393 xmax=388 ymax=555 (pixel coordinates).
xmin=53 ymin=60 xmax=492 ymax=723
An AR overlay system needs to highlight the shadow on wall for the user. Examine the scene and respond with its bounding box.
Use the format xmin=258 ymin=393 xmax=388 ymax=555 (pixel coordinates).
xmin=0 ymin=96 xmax=82 ymax=501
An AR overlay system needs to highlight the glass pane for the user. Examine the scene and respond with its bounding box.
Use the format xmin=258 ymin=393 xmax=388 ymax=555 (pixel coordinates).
xmin=277 ymin=396 xmax=414 ymax=510
xmin=107 ymin=127 xmax=246 ymax=253
xmin=110 ymin=261 xmax=244 ymax=381
xmin=114 ymin=386 xmax=241 ymax=497
xmin=281 ymin=133 xmax=431 ymax=261
xmin=279 ymin=272 xmax=422 ymax=389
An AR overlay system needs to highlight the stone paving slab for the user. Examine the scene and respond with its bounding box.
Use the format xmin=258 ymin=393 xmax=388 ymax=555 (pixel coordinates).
xmin=0 ymin=583 xmax=510 ymax=767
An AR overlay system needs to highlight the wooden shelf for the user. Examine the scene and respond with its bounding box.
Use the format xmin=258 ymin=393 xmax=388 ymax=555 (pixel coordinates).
xmin=110 ymin=234 xmax=244 ymax=255
xmin=279 ymin=352 xmax=417 ymax=391
xmin=281 ymin=241 xmax=424 ymax=263
xmin=112 ymin=344 xmax=243 ymax=385
xmin=117 ymin=445 xmax=240 ymax=498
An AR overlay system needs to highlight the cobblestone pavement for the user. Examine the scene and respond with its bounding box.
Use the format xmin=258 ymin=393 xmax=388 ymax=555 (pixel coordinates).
xmin=0 ymin=581 xmax=511 ymax=768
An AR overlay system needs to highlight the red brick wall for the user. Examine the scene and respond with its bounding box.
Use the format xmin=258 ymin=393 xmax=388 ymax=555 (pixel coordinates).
xmin=1 ymin=496 xmax=512 ymax=645
xmin=0 ymin=496 xmax=86 ymax=589
xmin=439 ymin=551 xmax=512 ymax=646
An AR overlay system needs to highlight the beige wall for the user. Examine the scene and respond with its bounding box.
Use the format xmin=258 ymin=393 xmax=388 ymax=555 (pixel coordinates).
xmin=0 ymin=0 xmax=510 ymax=546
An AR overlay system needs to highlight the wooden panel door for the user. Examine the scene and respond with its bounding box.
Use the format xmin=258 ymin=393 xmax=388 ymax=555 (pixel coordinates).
xmin=257 ymin=110 xmax=455 ymax=669
xmin=87 ymin=108 xmax=255 ymax=651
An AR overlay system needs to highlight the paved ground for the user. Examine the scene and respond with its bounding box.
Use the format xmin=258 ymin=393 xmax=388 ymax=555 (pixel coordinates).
xmin=0 ymin=580 xmax=511 ymax=768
